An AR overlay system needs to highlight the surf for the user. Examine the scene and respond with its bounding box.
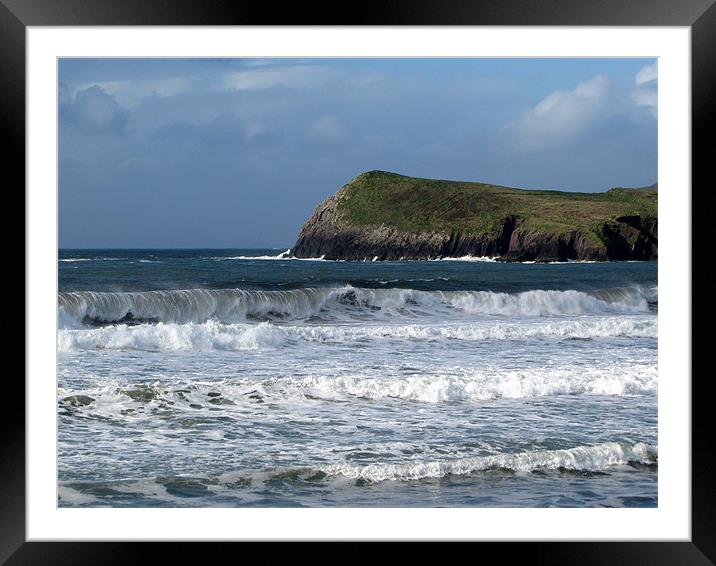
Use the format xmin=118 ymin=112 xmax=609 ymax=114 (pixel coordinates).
xmin=58 ymin=284 xmax=657 ymax=326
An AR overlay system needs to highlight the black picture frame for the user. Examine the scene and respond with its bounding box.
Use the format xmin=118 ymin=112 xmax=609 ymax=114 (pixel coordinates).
xmin=7 ymin=0 xmax=710 ymax=562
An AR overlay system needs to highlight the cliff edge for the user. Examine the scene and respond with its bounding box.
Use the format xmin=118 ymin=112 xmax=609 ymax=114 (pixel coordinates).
xmin=290 ymin=171 xmax=657 ymax=262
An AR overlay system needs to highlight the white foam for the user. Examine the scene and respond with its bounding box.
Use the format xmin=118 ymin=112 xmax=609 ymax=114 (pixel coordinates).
xmin=449 ymin=288 xmax=650 ymax=317
xmin=57 ymin=316 xmax=657 ymax=352
xmin=317 ymin=442 xmax=657 ymax=482
xmin=434 ymin=255 xmax=498 ymax=262
xmin=58 ymin=361 xmax=657 ymax=415
xmin=210 ymin=249 xmax=328 ymax=261
xmin=58 ymin=320 xmax=285 ymax=352
xmin=267 ymin=363 xmax=658 ymax=402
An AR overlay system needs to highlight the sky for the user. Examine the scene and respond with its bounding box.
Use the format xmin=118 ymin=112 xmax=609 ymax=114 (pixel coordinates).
xmin=59 ymin=58 xmax=657 ymax=249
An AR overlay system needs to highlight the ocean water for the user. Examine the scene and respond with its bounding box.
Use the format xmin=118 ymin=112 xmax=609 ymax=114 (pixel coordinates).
xmin=58 ymin=249 xmax=658 ymax=507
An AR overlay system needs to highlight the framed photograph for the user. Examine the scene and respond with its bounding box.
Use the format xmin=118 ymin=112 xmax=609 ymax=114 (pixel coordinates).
xmin=10 ymin=0 xmax=709 ymax=562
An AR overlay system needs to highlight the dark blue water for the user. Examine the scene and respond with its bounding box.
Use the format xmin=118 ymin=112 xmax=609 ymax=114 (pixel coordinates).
xmin=59 ymin=248 xmax=657 ymax=293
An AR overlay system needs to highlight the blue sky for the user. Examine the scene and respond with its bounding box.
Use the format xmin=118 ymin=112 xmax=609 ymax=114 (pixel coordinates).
xmin=59 ymin=58 xmax=657 ymax=248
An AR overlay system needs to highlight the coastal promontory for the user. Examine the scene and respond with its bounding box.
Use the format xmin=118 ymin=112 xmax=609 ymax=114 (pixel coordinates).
xmin=290 ymin=171 xmax=658 ymax=262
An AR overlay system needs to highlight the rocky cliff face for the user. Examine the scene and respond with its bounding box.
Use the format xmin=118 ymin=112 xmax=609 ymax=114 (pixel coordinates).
xmin=290 ymin=176 xmax=657 ymax=262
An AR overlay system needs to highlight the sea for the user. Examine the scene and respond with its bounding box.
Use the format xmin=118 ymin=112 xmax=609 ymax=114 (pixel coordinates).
xmin=57 ymin=249 xmax=658 ymax=507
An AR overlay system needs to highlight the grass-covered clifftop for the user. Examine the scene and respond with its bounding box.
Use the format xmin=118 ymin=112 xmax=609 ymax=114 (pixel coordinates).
xmin=341 ymin=171 xmax=657 ymax=243
xmin=291 ymin=171 xmax=658 ymax=262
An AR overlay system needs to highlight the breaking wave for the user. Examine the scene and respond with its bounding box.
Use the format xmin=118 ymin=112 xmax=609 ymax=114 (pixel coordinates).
xmin=269 ymin=367 xmax=657 ymax=401
xmin=58 ymin=317 xmax=657 ymax=352
xmin=58 ymin=285 xmax=657 ymax=326
xmin=208 ymin=250 xmax=327 ymax=261
xmin=433 ymin=255 xmax=498 ymax=262
xmin=56 ymin=441 xmax=657 ymax=506
xmin=315 ymin=442 xmax=657 ymax=482
xmin=57 ymin=361 xmax=656 ymax=414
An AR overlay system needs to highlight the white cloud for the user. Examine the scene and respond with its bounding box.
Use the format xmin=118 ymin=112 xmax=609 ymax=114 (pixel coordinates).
xmin=502 ymin=75 xmax=611 ymax=151
xmin=221 ymin=66 xmax=332 ymax=91
xmin=305 ymin=116 xmax=350 ymax=145
xmin=632 ymin=88 xmax=657 ymax=109
xmin=635 ymin=62 xmax=657 ymax=86
xmin=632 ymin=63 xmax=658 ymax=118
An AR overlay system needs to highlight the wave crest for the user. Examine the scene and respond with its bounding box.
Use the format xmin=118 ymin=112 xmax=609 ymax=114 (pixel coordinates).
xmin=58 ymin=285 xmax=657 ymax=326
xmin=316 ymin=442 xmax=657 ymax=482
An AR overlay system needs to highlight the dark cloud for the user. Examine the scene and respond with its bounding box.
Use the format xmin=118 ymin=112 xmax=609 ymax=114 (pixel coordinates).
xmin=61 ymin=86 xmax=129 ymax=135
xmin=203 ymin=112 xmax=245 ymax=146
xmin=154 ymin=120 xmax=203 ymax=143
xmin=242 ymin=121 xmax=283 ymax=146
